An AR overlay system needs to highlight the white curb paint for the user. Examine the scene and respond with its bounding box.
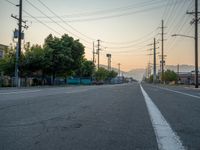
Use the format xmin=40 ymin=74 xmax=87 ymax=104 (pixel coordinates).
xmin=140 ymin=85 xmax=185 ymax=150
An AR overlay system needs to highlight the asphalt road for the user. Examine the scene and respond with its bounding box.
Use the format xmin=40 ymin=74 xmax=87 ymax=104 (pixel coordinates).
xmin=0 ymin=83 xmax=200 ymax=150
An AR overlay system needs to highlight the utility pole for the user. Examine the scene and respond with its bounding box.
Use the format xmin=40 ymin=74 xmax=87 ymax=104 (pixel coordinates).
xmin=118 ymin=63 xmax=121 ymax=76
xmin=97 ymin=39 xmax=100 ymax=69
xmin=11 ymin=0 xmax=24 ymax=87
xmin=92 ymin=41 xmax=95 ymax=64
xmin=147 ymin=48 xmax=152 ymax=79
xmin=195 ymin=0 xmax=198 ymax=88
xmin=18 ymin=0 xmax=22 ymax=58
xmin=153 ymin=38 xmax=156 ymax=83
xmin=187 ymin=0 xmax=199 ymax=88
xmin=161 ymin=20 xmax=164 ymax=83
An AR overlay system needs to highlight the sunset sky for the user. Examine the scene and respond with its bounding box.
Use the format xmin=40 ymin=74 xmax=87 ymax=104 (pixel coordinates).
xmin=0 ymin=0 xmax=197 ymax=71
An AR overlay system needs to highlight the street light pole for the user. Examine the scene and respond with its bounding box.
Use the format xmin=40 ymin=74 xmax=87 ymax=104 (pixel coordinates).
xmin=171 ymin=34 xmax=194 ymax=39
xmin=153 ymin=38 xmax=156 ymax=83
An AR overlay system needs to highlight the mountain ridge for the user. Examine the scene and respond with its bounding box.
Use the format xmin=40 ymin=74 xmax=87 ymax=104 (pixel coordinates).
xmin=125 ymin=64 xmax=199 ymax=81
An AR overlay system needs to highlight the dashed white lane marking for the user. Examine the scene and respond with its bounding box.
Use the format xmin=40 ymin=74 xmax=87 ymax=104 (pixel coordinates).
xmin=140 ymin=85 xmax=185 ymax=150
xmin=157 ymin=86 xmax=200 ymax=99
xmin=0 ymin=90 xmax=41 ymax=95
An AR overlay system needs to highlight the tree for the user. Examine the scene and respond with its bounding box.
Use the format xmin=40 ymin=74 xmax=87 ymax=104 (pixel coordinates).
xmin=94 ymin=68 xmax=118 ymax=81
xmin=94 ymin=67 xmax=109 ymax=81
xmin=81 ymin=60 xmax=95 ymax=77
xmin=0 ymin=45 xmax=15 ymax=76
xmin=0 ymin=34 xmax=89 ymax=86
xmin=22 ymin=44 xmax=45 ymax=77
xmin=43 ymin=34 xmax=85 ymax=84
xmin=108 ymin=70 xmax=118 ymax=79
xmin=163 ymin=69 xmax=178 ymax=82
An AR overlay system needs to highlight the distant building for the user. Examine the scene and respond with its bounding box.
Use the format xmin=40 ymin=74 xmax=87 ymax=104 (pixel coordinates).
xmin=178 ymin=71 xmax=200 ymax=85
xmin=0 ymin=44 xmax=8 ymax=59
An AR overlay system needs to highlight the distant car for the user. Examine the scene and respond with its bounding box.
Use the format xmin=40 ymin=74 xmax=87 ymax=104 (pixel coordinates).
xmin=92 ymin=80 xmax=104 ymax=85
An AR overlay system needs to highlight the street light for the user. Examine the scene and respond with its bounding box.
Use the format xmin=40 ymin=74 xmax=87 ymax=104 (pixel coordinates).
xmin=172 ymin=34 xmax=198 ymax=88
xmin=171 ymin=34 xmax=194 ymax=39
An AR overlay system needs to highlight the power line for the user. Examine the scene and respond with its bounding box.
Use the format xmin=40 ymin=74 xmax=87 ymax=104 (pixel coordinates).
xmin=165 ymin=0 xmax=180 ymax=26
xmin=24 ymin=0 xmax=92 ymax=44
xmin=4 ymin=0 xmax=16 ymax=6
xmin=4 ymin=0 xmax=94 ymax=56
xmin=166 ymin=0 xmax=191 ymax=35
xmin=166 ymin=0 xmax=188 ymax=30
xmin=28 ymin=0 xmax=184 ymax=23
xmin=164 ymin=1 xmax=193 ymax=51
xmin=36 ymin=0 xmax=95 ymax=41
xmin=102 ymin=27 xmax=158 ymax=45
xmin=23 ymin=10 xmax=62 ymax=36
xmin=24 ymin=0 xmax=164 ymax=19
xmin=103 ymin=37 xmax=153 ymax=49
xmin=4 ymin=0 xmax=62 ymax=36
xmin=161 ymin=0 xmax=171 ymax=20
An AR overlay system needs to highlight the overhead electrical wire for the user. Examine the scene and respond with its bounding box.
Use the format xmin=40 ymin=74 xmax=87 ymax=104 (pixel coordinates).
xmin=30 ymin=0 xmax=184 ymax=23
xmin=165 ymin=0 xmax=180 ymax=26
xmin=165 ymin=0 xmax=193 ymax=51
xmin=5 ymin=0 xmax=194 ymax=60
xmin=102 ymin=27 xmax=159 ymax=45
xmin=161 ymin=0 xmax=172 ymax=20
xmin=166 ymin=0 xmax=187 ymax=30
xmin=4 ymin=0 xmax=62 ymax=36
xmin=24 ymin=0 xmax=93 ymax=45
xmin=23 ymin=10 xmax=62 ymax=36
xmin=36 ymin=0 xmax=95 ymax=41
xmin=4 ymin=0 xmax=16 ymax=6
xmin=25 ymin=0 xmax=163 ymax=19
xmin=4 ymin=0 xmax=94 ymax=54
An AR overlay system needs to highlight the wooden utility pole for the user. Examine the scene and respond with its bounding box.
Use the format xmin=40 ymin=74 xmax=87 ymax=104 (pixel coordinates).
xmin=187 ymin=0 xmax=199 ymax=88
xmin=11 ymin=0 xmax=23 ymax=87
xmin=97 ymin=39 xmax=100 ymax=69
xmin=161 ymin=20 xmax=164 ymax=82
xmin=153 ymin=38 xmax=156 ymax=83
xmin=93 ymin=41 xmax=95 ymax=64
xmin=195 ymin=0 xmax=199 ymax=88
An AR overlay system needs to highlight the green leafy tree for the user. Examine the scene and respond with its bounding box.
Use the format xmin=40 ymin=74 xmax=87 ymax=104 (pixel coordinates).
xmin=0 ymin=45 xmax=15 ymax=76
xmin=43 ymin=34 xmax=85 ymax=84
xmin=0 ymin=34 xmax=89 ymax=86
xmin=22 ymin=44 xmax=45 ymax=77
xmin=108 ymin=70 xmax=118 ymax=79
xmin=94 ymin=67 xmax=109 ymax=81
xmin=81 ymin=60 xmax=95 ymax=77
xmin=163 ymin=69 xmax=178 ymax=82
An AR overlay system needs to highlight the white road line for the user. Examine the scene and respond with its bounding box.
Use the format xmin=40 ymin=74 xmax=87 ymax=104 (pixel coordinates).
xmin=140 ymin=85 xmax=185 ymax=150
xmin=0 ymin=90 xmax=41 ymax=95
xmin=157 ymin=87 xmax=200 ymax=99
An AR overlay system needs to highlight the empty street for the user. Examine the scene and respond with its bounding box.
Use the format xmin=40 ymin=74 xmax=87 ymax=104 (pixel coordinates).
xmin=0 ymin=83 xmax=200 ymax=150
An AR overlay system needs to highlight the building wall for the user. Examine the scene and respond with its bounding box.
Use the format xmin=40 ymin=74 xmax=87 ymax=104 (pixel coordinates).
xmin=0 ymin=44 xmax=8 ymax=59
xmin=0 ymin=50 xmax=3 ymax=59
xmin=178 ymin=72 xmax=200 ymax=85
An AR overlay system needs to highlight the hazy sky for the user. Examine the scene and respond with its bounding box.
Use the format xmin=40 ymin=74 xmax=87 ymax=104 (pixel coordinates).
xmin=0 ymin=0 xmax=197 ymax=71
